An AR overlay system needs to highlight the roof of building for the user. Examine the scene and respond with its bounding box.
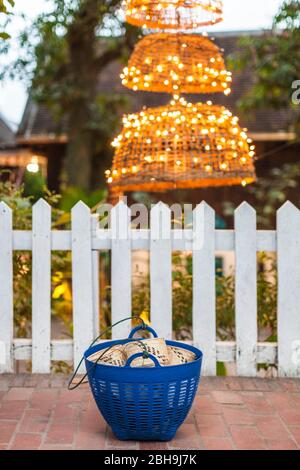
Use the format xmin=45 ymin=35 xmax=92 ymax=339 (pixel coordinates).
xmin=0 ymin=113 xmax=16 ymax=146
xmin=17 ymin=31 xmax=294 ymax=143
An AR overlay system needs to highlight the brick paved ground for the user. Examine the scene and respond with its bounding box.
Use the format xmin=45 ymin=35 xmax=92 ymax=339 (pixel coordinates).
xmin=0 ymin=375 xmax=300 ymax=450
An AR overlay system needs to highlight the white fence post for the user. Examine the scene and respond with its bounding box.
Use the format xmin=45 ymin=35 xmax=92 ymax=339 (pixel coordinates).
xmin=0 ymin=202 xmax=14 ymax=373
xmin=32 ymin=199 xmax=51 ymax=373
xmin=72 ymin=202 xmax=94 ymax=371
xmin=111 ymin=202 xmax=132 ymax=339
xmin=277 ymin=202 xmax=300 ymax=377
xmin=193 ymin=202 xmax=216 ymax=376
xmin=235 ymin=202 xmax=257 ymax=377
xmin=91 ymin=214 xmax=100 ymax=338
xmin=150 ymin=203 xmax=172 ymax=339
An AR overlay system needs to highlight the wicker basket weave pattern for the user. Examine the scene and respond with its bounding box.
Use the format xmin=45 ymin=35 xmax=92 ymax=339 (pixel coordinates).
xmin=107 ymin=99 xmax=256 ymax=192
xmin=121 ymin=33 xmax=232 ymax=95
xmin=124 ymin=0 xmax=223 ymax=30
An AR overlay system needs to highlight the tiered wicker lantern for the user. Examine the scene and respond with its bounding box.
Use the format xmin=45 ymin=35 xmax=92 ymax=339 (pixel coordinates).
xmin=121 ymin=33 xmax=232 ymax=95
xmin=106 ymin=98 xmax=256 ymax=192
xmin=106 ymin=0 xmax=256 ymax=193
xmin=124 ymin=0 xmax=224 ymax=29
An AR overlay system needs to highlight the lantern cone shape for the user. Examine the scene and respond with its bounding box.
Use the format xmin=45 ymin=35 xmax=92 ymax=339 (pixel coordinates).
xmin=124 ymin=0 xmax=223 ymax=30
xmin=106 ymin=98 xmax=256 ymax=193
xmin=121 ymin=33 xmax=231 ymax=94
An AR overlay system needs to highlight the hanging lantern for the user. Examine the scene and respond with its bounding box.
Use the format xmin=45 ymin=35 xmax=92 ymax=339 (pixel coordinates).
xmin=121 ymin=33 xmax=231 ymax=95
xmin=106 ymin=97 xmax=256 ymax=193
xmin=124 ymin=0 xmax=223 ymax=30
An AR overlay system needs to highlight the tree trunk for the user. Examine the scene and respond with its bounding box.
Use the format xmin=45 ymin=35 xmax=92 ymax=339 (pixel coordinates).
xmin=65 ymin=107 xmax=95 ymax=191
xmin=64 ymin=0 xmax=103 ymax=191
xmin=62 ymin=0 xmax=135 ymax=192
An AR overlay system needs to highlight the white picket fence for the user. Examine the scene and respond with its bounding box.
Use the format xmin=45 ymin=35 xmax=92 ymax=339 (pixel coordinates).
xmin=0 ymin=199 xmax=300 ymax=377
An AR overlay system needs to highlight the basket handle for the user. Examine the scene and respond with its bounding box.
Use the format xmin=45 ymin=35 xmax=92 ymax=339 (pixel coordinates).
xmin=128 ymin=325 xmax=158 ymax=339
xmin=125 ymin=352 xmax=161 ymax=368
xmin=68 ymin=315 xmax=147 ymax=391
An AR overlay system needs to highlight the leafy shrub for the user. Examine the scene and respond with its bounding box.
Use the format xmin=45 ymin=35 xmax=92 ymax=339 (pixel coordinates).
xmin=130 ymin=252 xmax=277 ymax=344
xmin=0 ymin=176 xmax=71 ymax=337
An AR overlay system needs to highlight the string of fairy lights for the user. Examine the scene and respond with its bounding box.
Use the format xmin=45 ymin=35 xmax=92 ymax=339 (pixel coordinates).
xmin=120 ymin=33 xmax=232 ymax=95
xmin=105 ymin=0 xmax=257 ymax=193
xmin=124 ymin=0 xmax=224 ymax=29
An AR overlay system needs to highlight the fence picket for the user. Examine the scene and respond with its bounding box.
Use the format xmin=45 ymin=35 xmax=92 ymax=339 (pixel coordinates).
xmin=150 ymin=203 xmax=172 ymax=339
xmin=0 ymin=202 xmax=14 ymax=373
xmin=91 ymin=215 xmax=100 ymax=338
xmin=111 ymin=202 xmax=132 ymax=339
xmin=72 ymin=202 xmax=94 ymax=371
xmin=32 ymin=199 xmax=51 ymax=373
xmin=235 ymin=202 xmax=257 ymax=376
xmin=277 ymin=202 xmax=300 ymax=377
xmin=193 ymin=202 xmax=216 ymax=376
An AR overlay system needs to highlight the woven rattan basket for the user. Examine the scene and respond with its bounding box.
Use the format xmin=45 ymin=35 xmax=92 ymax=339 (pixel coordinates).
xmin=124 ymin=0 xmax=223 ymax=30
xmin=121 ymin=33 xmax=231 ymax=95
xmin=107 ymin=98 xmax=256 ymax=192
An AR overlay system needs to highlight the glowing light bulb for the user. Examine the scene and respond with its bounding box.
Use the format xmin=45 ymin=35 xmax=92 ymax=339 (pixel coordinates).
xmin=26 ymin=157 xmax=39 ymax=173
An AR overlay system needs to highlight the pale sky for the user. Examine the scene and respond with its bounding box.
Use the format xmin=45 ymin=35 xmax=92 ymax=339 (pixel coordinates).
xmin=0 ymin=0 xmax=283 ymax=129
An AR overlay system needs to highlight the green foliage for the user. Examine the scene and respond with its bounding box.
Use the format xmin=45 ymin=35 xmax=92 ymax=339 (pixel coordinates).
xmin=9 ymin=0 xmax=138 ymax=190
xmin=228 ymin=0 xmax=300 ymax=131
xmin=215 ymin=269 xmax=235 ymax=341
xmin=14 ymin=1 xmax=84 ymax=109
xmin=257 ymin=253 xmax=277 ymax=335
xmin=0 ymin=0 xmax=14 ymax=39
xmin=223 ymin=163 xmax=300 ymax=228
xmin=23 ymin=171 xmax=47 ymax=202
xmin=0 ymin=175 xmax=70 ymax=337
xmin=217 ymin=362 xmax=227 ymax=377
xmin=59 ymin=185 xmax=107 ymax=212
xmin=0 ymin=0 xmax=15 ymax=12
xmin=172 ymin=253 xmax=193 ymax=337
xmin=130 ymin=252 xmax=277 ymax=345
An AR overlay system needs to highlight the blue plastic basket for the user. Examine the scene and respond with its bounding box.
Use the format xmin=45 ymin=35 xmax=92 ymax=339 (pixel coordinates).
xmin=84 ymin=325 xmax=203 ymax=441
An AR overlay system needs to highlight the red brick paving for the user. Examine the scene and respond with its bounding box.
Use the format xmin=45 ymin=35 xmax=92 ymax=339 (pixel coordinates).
xmin=0 ymin=375 xmax=299 ymax=450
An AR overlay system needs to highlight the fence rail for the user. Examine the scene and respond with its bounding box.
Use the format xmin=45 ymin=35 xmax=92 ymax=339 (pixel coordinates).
xmin=0 ymin=199 xmax=300 ymax=378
